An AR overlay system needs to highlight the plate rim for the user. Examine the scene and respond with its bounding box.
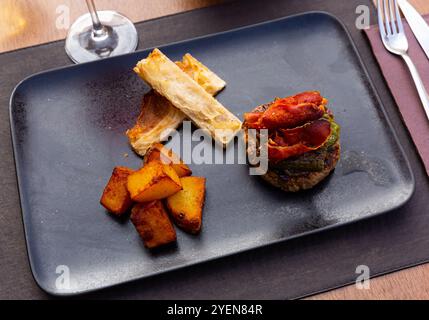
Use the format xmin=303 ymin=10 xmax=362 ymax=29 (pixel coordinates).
xmin=9 ymin=10 xmax=415 ymax=296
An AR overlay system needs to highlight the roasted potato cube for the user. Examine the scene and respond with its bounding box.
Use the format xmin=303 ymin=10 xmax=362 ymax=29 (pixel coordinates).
xmin=127 ymin=161 xmax=182 ymax=202
xmin=100 ymin=166 xmax=134 ymax=215
xmin=131 ymin=201 xmax=176 ymax=248
xmin=165 ymin=177 xmax=206 ymax=234
xmin=145 ymin=143 xmax=192 ymax=177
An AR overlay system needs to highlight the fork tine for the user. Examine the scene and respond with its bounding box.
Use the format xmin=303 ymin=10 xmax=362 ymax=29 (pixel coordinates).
xmin=383 ymin=0 xmax=392 ymax=34
xmin=378 ymin=0 xmax=387 ymax=37
xmin=389 ymin=0 xmax=398 ymax=33
xmin=393 ymin=0 xmax=404 ymax=33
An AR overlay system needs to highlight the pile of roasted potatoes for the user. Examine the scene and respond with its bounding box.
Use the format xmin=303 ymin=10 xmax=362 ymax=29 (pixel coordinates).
xmin=100 ymin=143 xmax=206 ymax=249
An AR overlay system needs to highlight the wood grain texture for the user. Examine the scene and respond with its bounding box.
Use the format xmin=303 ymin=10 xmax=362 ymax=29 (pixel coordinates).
xmin=399 ymin=0 xmax=429 ymax=14
xmin=0 ymin=0 xmax=225 ymax=53
xmin=310 ymin=264 xmax=429 ymax=300
xmin=1 ymin=0 xmax=429 ymax=300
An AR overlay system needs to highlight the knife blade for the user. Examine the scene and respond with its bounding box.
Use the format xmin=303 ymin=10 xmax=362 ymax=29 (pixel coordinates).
xmin=398 ymin=0 xmax=429 ymax=59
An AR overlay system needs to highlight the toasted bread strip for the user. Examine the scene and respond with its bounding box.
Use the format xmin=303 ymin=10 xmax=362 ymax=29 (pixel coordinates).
xmin=126 ymin=91 xmax=186 ymax=156
xmin=128 ymin=53 xmax=226 ymax=156
xmin=134 ymin=48 xmax=242 ymax=145
xmin=176 ymin=53 xmax=226 ymax=96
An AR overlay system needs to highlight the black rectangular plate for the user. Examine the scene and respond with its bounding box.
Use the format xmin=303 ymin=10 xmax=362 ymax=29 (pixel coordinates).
xmin=10 ymin=12 xmax=414 ymax=296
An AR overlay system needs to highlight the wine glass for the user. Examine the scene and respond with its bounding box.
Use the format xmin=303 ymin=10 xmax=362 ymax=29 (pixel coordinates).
xmin=65 ymin=0 xmax=138 ymax=63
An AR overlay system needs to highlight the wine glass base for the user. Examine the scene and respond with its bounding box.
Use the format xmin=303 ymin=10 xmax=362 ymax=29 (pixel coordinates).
xmin=65 ymin=10 xmax=138 ymax=64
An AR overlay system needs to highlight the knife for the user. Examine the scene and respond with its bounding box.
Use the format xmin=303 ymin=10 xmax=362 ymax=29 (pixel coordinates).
xmin=398 ymin=0 xmax=429 ymax=59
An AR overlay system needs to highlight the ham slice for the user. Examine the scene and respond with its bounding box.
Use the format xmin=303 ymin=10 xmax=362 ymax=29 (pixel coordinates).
xmin=244 ymin=91 xmax=327 ymax=130
xmin=267 ymin=119 xmax=332 ymax=162
xmin=244 ymin=92 xmax=332 ymax=162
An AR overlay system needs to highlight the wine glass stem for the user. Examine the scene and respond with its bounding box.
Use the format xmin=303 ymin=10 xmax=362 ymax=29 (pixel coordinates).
xmin=85 ymin=0 xmax=106 ymax=37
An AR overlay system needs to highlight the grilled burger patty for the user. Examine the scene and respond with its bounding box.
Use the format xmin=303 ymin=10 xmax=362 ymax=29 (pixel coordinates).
xmin=243 ymin=103 xmax=340 ymax=192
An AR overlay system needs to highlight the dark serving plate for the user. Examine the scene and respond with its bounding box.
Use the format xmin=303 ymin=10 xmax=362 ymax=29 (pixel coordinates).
xmin=10 ymin=12 xmax=414 ymax=296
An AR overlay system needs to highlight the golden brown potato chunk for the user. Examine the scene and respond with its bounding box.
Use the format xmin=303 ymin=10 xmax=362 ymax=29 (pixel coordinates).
xmin=127 ymin=161 xmax=182 ymax=202
xmin=165 ymin=177 xmax=206 ymax=234
xmin=130 ymin=201 xmax=177 ymax=248
xmin=144 ymin=143 xmax=192 ymax=178
xmin=100 ymin=166 xmax=134 ymax=215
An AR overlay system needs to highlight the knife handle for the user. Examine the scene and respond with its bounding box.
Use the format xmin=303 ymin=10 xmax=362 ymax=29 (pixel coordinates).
xmin=402 ymin=53 xmax=429 ymax=121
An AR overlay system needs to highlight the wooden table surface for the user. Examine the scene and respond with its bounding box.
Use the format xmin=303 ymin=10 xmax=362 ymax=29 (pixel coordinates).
xmin=1 ymin=0 xmax=429 ymax=300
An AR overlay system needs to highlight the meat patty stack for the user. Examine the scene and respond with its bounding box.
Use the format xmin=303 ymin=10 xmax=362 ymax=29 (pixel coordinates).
xmin=243 ymin=91 xmax=341 ymax=192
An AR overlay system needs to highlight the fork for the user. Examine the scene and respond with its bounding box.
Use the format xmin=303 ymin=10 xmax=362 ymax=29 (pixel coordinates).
xmin=378 ymin=0 xmax=429 ymax=120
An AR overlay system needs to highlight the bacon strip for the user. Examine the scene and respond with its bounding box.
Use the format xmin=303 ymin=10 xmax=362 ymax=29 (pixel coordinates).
xmin=244 ymin=91 xmax=327 ymax=130
xmin=267 ymin=119 xmax=332 ymax=162
xmin=262 ymin=102 xmax=325 ymax=129
xmin=244 ymin=112 xmax=263 ymax=126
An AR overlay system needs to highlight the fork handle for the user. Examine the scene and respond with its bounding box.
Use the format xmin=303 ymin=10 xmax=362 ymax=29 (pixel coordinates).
xmin=402 ymin=54 xmax=429 ymax=120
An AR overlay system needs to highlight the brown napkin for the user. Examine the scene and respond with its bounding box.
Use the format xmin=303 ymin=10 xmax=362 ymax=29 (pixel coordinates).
xmin=365 ymin=15 xmax=429 ymax=175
